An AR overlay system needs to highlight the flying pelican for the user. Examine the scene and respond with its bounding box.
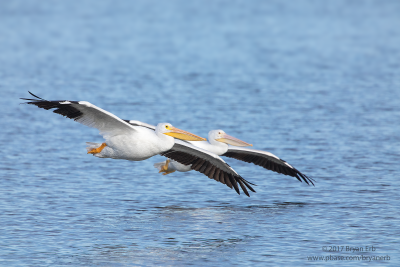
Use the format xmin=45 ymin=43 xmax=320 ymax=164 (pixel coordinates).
xmin=21 ymin=92 xmax=256 ymax=196
xmin=154 ymin=129 xmax=315 ymax=186
xmin=121 ymin=120 xmax=256 ymax=196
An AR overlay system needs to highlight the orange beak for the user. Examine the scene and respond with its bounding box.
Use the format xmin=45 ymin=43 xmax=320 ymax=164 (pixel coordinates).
xmin=216 ymin=133 xmax=252 ymax=147
xmin=164 ymin=127 xmax=206 ymax=141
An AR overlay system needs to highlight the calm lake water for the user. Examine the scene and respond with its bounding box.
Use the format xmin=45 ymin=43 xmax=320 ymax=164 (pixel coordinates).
xmin=1 ymin=0 xmax=399 ymax=266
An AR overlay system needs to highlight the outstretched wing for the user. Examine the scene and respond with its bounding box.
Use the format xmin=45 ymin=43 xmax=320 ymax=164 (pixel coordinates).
xmin=160 ymin=140 xmax=256 ymax=197
xmin=21 ymin=91 xmax=137 ymax=139
xmin=222 ymin=147 xmax=314 ymax=186
xmin=124 ymin=120 xmax=156 ymax=131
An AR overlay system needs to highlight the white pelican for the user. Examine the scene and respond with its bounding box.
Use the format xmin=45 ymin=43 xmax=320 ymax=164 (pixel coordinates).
xmin=154 ymin=129 xmax=315 ymax=186
xmin=122 ymin=121 xmax=256 ymax=196
xmin=21 ymin=92 xmax=256 ymax=196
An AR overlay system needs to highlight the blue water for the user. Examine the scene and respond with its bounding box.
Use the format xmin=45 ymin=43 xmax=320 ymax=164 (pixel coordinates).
xmin=1 ymin=0 xmax=399 ymax=266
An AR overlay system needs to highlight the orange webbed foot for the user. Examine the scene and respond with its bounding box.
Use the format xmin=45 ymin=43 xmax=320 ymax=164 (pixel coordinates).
xmin=158 ymin=159 xmax=171 ymax=174
xmin=87 ymin=143 xmax=107 ymax=154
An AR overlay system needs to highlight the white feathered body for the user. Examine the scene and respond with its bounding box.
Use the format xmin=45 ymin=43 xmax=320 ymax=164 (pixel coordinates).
xmin=88 ymin=127 xmax=174 ymax=161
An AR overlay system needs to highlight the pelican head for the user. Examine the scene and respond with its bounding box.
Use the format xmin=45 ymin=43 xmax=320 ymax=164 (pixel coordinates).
xmin=210 ymin=129 xmax=252 ymax=147
xmin=157 ymin=123 xmax=206 ymax=141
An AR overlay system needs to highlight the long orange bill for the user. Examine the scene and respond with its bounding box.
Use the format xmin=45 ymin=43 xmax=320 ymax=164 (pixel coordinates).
xmin=164 ymin=127 xmax=206 ymax=141
xmin=216 ymin=133 xmax=252 ymax=147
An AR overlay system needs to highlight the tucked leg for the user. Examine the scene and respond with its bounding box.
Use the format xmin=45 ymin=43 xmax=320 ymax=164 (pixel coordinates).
xmin=158 ymin=160 xmax=177 ymax=175
xmin=158 ymin=159 xmax=177 ymax=175
xmin=158 ymin=159 xmax=171 ymax=173
xmin=87 ymin=143 xmax=107 ymax=154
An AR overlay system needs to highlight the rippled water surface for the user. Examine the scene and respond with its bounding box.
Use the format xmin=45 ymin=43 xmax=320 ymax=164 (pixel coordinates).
xmin=1 ymin=0 xmax=400 ymax=266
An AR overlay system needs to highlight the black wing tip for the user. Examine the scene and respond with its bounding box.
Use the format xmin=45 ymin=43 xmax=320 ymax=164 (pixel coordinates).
xmin=27 ymin=91 xmax=44 ymax=100
xmin=242 ymin=177 xmax=257 ymax=186
xmin=20 ymin=91 xmax=47 ymax=103
xmin=232 ymin=184 xmax=241 ymax=195
xmin=241 ymin=178 xmax=256 ymax=193
xmin=295 ymin=169 xmax=315 ymax=186
xmin=233 ymin=174 xmax=256 ymax=197
xmin=20 ymin=92 xmax=83 ymax=120
xmin=237 ymin=179 xmax=250 ymax=197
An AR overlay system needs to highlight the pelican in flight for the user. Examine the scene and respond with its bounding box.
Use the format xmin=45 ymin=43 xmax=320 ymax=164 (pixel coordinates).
xmin=154 ymin=129 xmax=315 ymax=186
xmin=21 ymin=92 xmax=256 ymax=196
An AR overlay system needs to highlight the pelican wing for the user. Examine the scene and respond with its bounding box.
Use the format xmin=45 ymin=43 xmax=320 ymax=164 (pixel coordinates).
xmin=21 ymin=92 xmax=137 ymax=138
xmin=222 ymin=147 xmax=314 ymax=186
xmin=160 ymin=140 xmax=256 ymax=196
xmin=124 ymin=120 xmax=156 ymax=131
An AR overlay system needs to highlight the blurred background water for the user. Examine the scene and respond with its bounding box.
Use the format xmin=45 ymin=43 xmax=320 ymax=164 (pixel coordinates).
xmin=1 ymin=0 xmax=399 ymax=266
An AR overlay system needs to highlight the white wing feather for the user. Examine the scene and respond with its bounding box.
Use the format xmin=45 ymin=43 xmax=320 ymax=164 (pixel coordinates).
xmin=70 ymin=101 xmax=137 ymax=139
